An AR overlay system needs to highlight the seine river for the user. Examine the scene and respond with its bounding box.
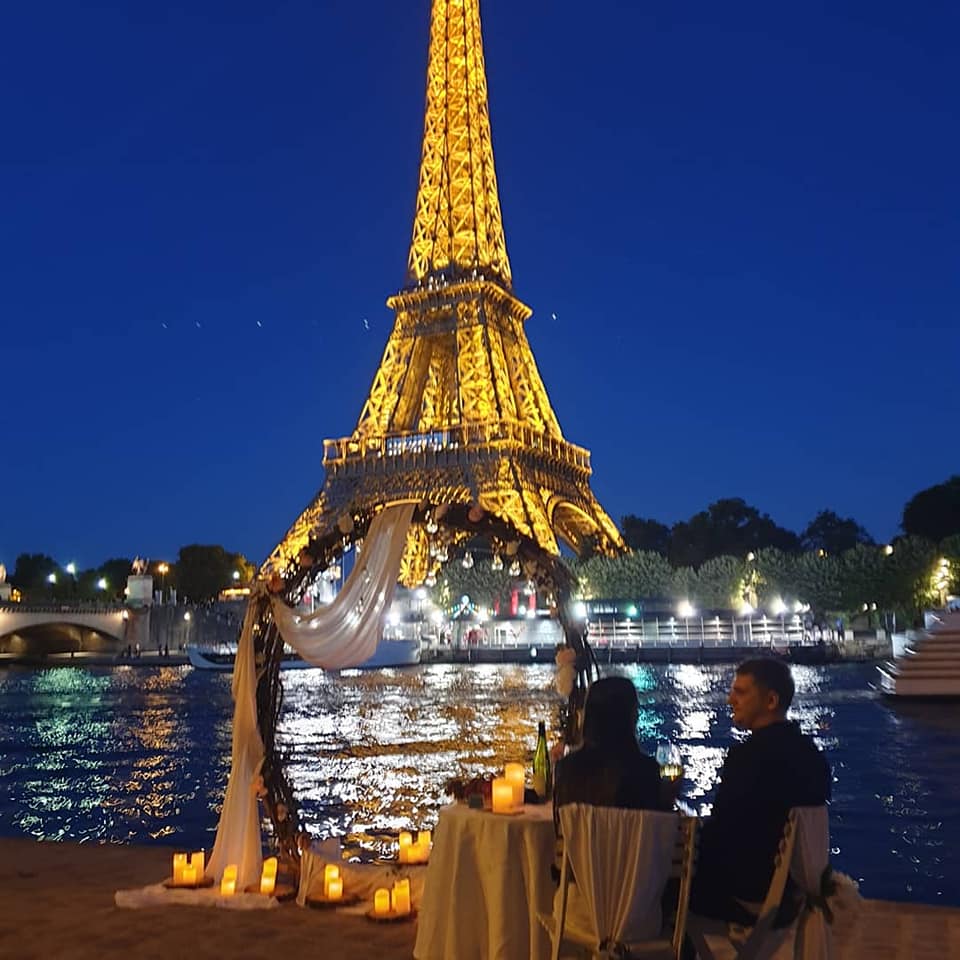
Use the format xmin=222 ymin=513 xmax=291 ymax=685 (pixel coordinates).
xmin=1 ymin=662 xmax=957 ymax=906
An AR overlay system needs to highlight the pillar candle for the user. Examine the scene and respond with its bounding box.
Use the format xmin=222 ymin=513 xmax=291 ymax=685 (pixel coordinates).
xmin=417 ymin=829 xmax=432 ymax=848
xmin=260 ymin=871 xmax=276 ymax=896
xmin=505 ymin=762 xmax=525 ymax=807
xmin=327 ymin=877 xmax=343 ymax=901
xmin=374 ymin=888 xmax=391 ymax=915
xmin=182 ymin=864 xmax=197 ymax=886
xmin=190 ymin=850 xmax=205 ymax=881
xmin=262 ymin=856 xmax=278 ymax=877
xmin=492 ymin=777 xmax=514 ymax=814
xmin=392 ymin=878 xmax=411 ymax=916
xmin=398 ymin=831 xmax=412 ymax=864
xmin=220 ymin=864 xmax=238 ymax=897
xmin=172 ymin=853 xmax=187 ymax=884
xmin=323 ymin=864 xmax=340 ymax=897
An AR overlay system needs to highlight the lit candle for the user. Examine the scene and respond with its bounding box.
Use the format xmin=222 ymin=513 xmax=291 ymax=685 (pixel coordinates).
xmin=492 ymin=777 xmax=515 ymax=814
xmin=323 ymin=864 xmax=340 ymax=897
xmin=172 ymin=853 xmax=187 ymax=884
xmin=392 ymin=878 xmax=411 ymax=916
xmin=220 ymin=864 xmax=238 ymax=897
xmin=417 ymin=829 xmax=432 ymax=848
xmin=327 ymin=877 xmax=343 ymax=901
xmin=182 ymin=864 xmax=197 ymax=886
xmin=505 ymin=763 xmax=525 ymax=807
xmin=260 ymin=857 xmax=278 ymax=895
xmin=190 ymin=850 xmax=205 ymax=882
xmin=374 ymin=888 xmax=391 ymax=915
xmin=398 ymin=831 xmax=412 ymax=864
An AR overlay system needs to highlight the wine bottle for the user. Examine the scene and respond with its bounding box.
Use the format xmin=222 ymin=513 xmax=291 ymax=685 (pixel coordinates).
xmin=532 ymin=720 xmax=551 ymax=801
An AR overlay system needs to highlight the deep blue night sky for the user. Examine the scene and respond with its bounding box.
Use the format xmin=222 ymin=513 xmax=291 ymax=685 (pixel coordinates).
xmin=2 ymin=0 xmax=957 ymax=569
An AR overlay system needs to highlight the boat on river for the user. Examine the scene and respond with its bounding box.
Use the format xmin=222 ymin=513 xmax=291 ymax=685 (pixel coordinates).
xmin=877 ymin=611 xmax=960 ymax=698
xmin=187 ymin=638 xmax=421 ymax=672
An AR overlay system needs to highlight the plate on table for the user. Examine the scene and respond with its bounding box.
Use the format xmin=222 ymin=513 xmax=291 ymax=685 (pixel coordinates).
xmin=366 ymin=908 xmax=417 ymax=923
xmin=163 ymin=877 xmax=215 ymax=890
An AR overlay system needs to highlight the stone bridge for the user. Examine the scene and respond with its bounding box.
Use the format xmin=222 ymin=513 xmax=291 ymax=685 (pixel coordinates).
xmin=0 ymin=605 xmax=131 ymax=656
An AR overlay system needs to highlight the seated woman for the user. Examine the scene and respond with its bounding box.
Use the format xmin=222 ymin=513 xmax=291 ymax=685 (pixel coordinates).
xmin=551 ymin=677 xmax=677 ymax=946
xmin=554 ymin=675 xmax=668 ymax=812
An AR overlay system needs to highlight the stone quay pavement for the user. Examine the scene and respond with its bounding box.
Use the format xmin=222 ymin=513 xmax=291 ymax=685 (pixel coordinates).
xmin=2 ymin=838 xmax=958 ymax=959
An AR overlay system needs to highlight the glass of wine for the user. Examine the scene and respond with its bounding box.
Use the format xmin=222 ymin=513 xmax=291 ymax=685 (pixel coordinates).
xmin=656 ymin=742 xmax=683 ymax=781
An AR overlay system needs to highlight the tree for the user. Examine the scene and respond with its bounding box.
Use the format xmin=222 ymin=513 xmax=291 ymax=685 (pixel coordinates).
xmin=176 ymin=545 xmax=254 ymax=602
xmin=620 ymin=516 xmax=671 ymax=555
xmin=902 ymin=476 xmax=960 ymax=542
xmin=669 ymin=498 xmax=800 ymax=568
xmin=10 ymin=553 xmax=60 ymax=600
xmin=801 ymin=510 xmax=874 ymax=555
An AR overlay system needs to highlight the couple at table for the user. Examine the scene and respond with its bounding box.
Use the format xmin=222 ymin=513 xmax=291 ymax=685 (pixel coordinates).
xmin=553 ymin=658 xmax=831 ymax=928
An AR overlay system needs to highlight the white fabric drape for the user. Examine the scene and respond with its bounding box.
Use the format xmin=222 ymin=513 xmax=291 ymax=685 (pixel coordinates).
xmin=206 ymin=502 xmax=414 ymax=888
xmin=206 ymin=597 xmax=268 ymax=889
xmin=558 ymin=804 xmax=678 ymax=949
xmin=791 ymin=807 xmax=833 ymax=960
xmin=270 ymin=502 xmax=415 ymax=668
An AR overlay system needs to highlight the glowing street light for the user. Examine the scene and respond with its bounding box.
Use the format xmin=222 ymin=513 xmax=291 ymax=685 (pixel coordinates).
xmin=96 ymin=578 xmax=108 ymax=591
xmin=65 ymin=563 xmax=77 ymax=576
xmin=232 ymin=570 xmax=240 ymax=581
xmin=47 ymin=572 xmax=57 ymax=585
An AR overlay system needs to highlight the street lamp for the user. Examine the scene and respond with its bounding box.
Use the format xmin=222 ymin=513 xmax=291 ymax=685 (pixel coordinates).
xmin=96 ymin=578 xmax=108 ymax=592
xmin=157 ymin=563 xmax=169 ymax=602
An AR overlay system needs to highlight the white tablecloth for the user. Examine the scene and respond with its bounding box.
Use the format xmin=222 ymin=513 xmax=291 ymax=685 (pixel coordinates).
xmin=414 ymin=802 xmax=556 ymax=960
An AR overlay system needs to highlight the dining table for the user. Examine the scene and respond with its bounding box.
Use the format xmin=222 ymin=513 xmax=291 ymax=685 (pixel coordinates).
xmin=413 ymin=800 xmax=557 ymax=960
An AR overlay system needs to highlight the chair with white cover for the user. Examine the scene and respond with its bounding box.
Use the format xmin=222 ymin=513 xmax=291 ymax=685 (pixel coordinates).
xmin=687 ymin=806 xmax=832 ymax=960
xmin=543 ymin=804 xmax=698 ymax=960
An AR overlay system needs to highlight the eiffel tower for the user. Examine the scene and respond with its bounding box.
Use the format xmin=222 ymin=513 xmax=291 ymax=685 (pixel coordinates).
xmin=267 ymin=0 xmax=624 ymax=584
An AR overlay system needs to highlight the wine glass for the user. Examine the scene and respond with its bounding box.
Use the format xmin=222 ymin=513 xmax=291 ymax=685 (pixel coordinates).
xmin=656 ymin=742 xmax=683 ymax=781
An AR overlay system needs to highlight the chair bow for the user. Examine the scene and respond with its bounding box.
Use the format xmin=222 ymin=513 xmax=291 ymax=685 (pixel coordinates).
xmin=597 ymin=937 xmax=631 ymax=959
xmin=802 ymin=865 xmax=836 ymax=926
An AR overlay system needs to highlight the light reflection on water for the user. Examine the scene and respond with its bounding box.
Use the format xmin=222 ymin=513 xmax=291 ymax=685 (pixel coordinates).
xmin=1 ymin=662 xmax=958 ymax=905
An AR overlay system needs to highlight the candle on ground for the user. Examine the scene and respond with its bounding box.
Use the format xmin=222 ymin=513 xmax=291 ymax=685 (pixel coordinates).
xmin=182 ymin=864 xmax=197 ymax=886
xmin=190 ymin=851 xmax=205 ymax=881
xmin=172 ymin=853 xmax=187 ymax=884
xmin=324 ymin=864 xmax=340 ymax=897
xmin=327 ymin=877 xmax=343 ymax=901
xmin=374 ymin=888 xmax=391 ymax=915
xmin=398 ymin=831 xmax=413 ymax=864
xmin=392 ymin=878 xmax=411 ymax=916
xmin=220 ymin=864 xmax=238 ymax=897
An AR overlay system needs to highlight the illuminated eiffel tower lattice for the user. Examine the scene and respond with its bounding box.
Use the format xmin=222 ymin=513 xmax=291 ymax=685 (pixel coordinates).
xmin=267 ymin=0 xmax=624 ymax=583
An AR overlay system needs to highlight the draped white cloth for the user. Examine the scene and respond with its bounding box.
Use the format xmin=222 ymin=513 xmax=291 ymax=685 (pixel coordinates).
xmin=206 ymin=597 xmax=269 ymax=889
xmin=557 ymin=804 xmax=678 ymax=949
xmin=206 ymin=502 xmax=415 ymax=889
xmin=790 ymin=807 xmax=833 ymax=960
xmin=270 ymin=502 xmax=415 ymax=668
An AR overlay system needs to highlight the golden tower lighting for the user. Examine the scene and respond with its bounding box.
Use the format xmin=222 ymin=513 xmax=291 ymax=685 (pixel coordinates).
xmin=267 ymin=0 xmax=624 ymax=583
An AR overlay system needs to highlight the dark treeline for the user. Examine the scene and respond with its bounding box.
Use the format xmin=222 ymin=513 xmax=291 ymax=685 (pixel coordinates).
xmin=6 ymin=546 xmax=255 ymax=605
xmin=623 ymin=476 xmax=960 ymax=565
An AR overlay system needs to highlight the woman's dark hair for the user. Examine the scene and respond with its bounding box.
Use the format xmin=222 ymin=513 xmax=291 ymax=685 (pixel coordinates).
xmin=582 ymin=676 xmax=639 ymax=748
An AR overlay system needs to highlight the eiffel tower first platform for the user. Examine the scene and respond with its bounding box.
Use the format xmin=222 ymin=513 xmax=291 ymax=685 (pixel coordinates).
xmin=266 ymin=0 xmax=625 ymax=586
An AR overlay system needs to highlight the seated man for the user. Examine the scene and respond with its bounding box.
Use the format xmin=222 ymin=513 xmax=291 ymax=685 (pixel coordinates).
xmin=691 ymin=658 xmax=831 ymax=926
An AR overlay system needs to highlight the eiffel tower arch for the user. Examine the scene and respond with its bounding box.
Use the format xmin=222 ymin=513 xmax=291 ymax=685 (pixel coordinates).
xmin=251 ymin=0 xmax=626 ymax=866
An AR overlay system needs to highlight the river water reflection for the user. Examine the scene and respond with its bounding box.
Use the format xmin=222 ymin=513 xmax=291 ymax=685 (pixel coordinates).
xmin=1 ymin=662 xmax=957 ymax=905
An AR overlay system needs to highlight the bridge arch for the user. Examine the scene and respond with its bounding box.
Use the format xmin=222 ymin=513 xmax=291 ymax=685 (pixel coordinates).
xmin=0 ymin=608 xmax=129 ymax=656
